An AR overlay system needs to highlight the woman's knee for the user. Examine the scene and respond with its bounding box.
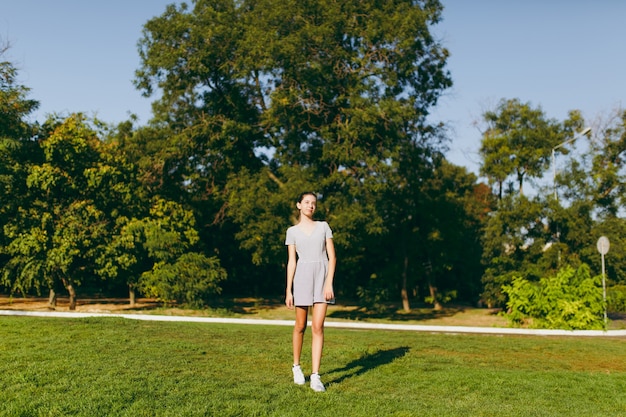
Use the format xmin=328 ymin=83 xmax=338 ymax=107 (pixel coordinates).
xmin=293 ymin=306 xmax=309 ymax=333
xmin=294 ymin=321 xmax=307 ymax=334
xmin=311 ymin=322 xmax=324 ymax=336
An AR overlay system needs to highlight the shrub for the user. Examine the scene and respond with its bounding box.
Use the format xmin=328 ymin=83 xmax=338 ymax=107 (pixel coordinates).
xmin=502 ymin=264 xmax=605 ymax=330
xmin=139 ymin=252 xmax=227 ymax=307
xmin=607 ymin=285 xmax=626 ymax=313
xmin=356 ymin=274 xmax=392 ymax=314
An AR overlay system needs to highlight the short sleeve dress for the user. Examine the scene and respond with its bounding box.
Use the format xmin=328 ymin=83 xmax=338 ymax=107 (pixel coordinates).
xmin=285 ymin=221 xmax=334 ymax=306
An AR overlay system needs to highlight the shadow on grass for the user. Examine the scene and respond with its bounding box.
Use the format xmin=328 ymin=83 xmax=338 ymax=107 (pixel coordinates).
xmin=328 ymin=306 xmax=466 ymax=322
xmin=326 ymin=346 xmax=410 ymax=385
xmin=204 ymin=297 xmax=286 ymax=315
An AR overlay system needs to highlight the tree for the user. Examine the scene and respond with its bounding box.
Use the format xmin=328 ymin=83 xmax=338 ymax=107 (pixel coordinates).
xmin=134 ymin=0 xmax=453 ymax=305
xmin=418 ymin=161 xmax=492 ymax=308
xmin=554 ymin=108 xmax=626 ymax=285
xmin=130 ymin=199 xmax=227 ymax=307
xmin=477 ymin=98 xmax=593 ymax=308
xmin=93 ymin=119 xmax=231 ymax=306
xmin=3 ymin=113 xmax=227 ymax=308
xmin=556 ymin=109 xmax=626 ymax=216
xmin=0 ymin=48 xmax=42 ymax=295
xmin=0 ymin=45 xmax=40 ymax=139
xmin=1 ymin=115 xmax=135 ymax=308
xmin=479 ymin=98 xmax=577 ymax=198
xmin=479 ymin=193 xmax=550 ymax=308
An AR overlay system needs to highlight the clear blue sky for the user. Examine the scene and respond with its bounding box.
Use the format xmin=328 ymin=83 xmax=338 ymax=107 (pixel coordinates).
xmin=3 ymin=1 xmax=625 ymax=175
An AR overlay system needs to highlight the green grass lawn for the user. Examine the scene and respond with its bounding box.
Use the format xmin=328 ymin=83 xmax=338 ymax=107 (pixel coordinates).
xmin=0 ymin=316 xmax=624 ymax=417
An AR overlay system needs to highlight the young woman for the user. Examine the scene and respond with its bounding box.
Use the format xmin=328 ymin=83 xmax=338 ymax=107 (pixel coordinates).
xmin=285 ymin=192 xmax=336 ymax=392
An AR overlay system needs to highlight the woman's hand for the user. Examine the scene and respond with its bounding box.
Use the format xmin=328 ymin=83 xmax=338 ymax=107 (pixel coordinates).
xmin=285 ymin=292 xmax=294 ymax=309
xmin=324 ymin=283 xmax=334 ymax=302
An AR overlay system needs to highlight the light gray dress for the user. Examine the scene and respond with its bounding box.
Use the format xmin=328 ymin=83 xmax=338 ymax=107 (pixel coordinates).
xmin=285 ymin=221 xmax=334 ymax=306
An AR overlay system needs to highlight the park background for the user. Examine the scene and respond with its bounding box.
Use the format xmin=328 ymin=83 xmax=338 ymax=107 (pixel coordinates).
xmin=2 ymin=1 xmax=626 ymax=330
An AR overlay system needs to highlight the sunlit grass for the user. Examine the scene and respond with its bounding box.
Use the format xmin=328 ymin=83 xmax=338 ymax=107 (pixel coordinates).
xmin=0 ymin=316 xmax=625 ymax=416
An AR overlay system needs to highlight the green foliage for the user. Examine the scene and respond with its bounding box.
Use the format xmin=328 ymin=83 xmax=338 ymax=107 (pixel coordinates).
xmin=567 ymin=109 xmax=626 ymax=217
xmin=2 ymin=115 xmax=121 ymax=299
xmin=139 ymin=252 xmax=226 ymax=307
xmin=0 ymin=51 xmax=41 ymax=287
xmin=0 ymin=57 xmax=39 ymax=139
xmin=1 ymin=112 xmax=225 ymax=308
xmin=356 ymin=274 xmax=392 ymax=314
xmin=479 ymin=98 xmax=579 ymax=197
xmin=607 ymin=285 xmax=626 ymax=313
xmin=99 ymin=197 xmax=227 ymax=304
xmin=503 ymin=264 xmax=605 ymax=330
xmin=412 ymin=161 xmax=489 ymax=304
xmin=225 ymin=166 xmax=296 ymax=267
xmin=581 ymin=218 xmax=626 ymax=285
xmin=424 ymin=289 xmax=457 ymax=306
xmin=129 ymin=198 xmax=228 ymax=305
xmin=134 ymin=0 xmax=461 ymax=304
xmin=541 ymin=111 xmax=626 ymax=286
xmin=479 ymin=102 xmax=626 ymax=315
xmin=480 ymin=194 xmax=550 ymax=307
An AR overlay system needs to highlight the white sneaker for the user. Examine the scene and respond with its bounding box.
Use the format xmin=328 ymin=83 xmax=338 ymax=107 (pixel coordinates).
xmin=310 ymin=373 xmax=326 ymax=392
xmin=292 ymin=365 xmax=305 ymax=385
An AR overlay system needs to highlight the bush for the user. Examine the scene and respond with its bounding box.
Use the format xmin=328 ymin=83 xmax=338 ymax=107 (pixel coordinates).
xmin=139 ymin=252 xmax=227 ymax=307
xmin=502 ymin=264 xmax=605 ymax=330
xmin=607 ymin=285 xmax=626 ymax=313
xmin=356 ymin=274 xmax=391 ymax=314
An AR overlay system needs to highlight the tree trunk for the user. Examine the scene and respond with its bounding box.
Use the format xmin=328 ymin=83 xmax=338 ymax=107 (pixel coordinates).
xmin=129 ymin=286 xmax=136 ymax=307
xmin=48 ymin=289 xmax=57 ymax=309
xmin=401 ymin=254 xmax=410 ymax=312
xmin=62 ymin=278 xmax=77 ymax=310
xmin=429 ymin=283 xmax=442 ymax=311
xmin=68 ymin=284 xmax=77 ymax=310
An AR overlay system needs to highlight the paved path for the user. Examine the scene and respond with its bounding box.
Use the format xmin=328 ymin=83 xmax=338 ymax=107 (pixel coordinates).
xmin=1 ymin=309 xmax=625 ymax=337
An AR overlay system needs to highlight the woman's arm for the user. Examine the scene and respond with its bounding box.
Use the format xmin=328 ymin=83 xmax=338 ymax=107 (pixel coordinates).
xmin=285 ymin=244 xmax=297 ymax=309
xmin=324 ymin=238 xmax=336 ymax=301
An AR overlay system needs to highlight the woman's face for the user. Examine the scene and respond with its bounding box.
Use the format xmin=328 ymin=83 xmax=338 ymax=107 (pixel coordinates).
xmin=297 ymin=194 xmax=317 ymax=217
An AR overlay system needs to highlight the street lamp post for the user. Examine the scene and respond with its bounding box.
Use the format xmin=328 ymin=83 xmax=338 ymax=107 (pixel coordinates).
xmin=552 ymin=127 xmax=591 ymax=200
xmin=597 ymin=236 xmax=610 ymax=328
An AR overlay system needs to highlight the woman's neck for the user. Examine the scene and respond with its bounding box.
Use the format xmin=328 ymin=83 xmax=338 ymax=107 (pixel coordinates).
xmin=299 ymin=215 xmax=315 ymax=225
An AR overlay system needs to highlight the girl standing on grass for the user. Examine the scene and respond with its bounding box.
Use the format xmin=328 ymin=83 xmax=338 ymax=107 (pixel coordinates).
xmin=285 ymin=192 xmax=336 ymax=392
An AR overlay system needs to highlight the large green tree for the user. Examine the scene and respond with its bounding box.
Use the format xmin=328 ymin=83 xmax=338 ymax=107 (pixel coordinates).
xmin=477 ymin=98 xmax=591 ymax=307
xmin=101 ymin=196 xmax=227 ymax=307
xmin=416 ymin=161 xmax=492 ymax=309
xmin=478 ymin=101 xmax=626 ymax=310
xmin=480 ymin=193 xmax=550 ymax=307
xmin=0 ymin=45 xmax=39 ymax=139
xmin=0 ymin=48 xmax=41 ymax=293
xmin=555 ymin=109 xmax=626 ymax=285
xmin=134 ymin=0 xmax=454 ymax=305
xmin=3 ymin=113 xmax=227 ymax=308
xmin=479 ymin=98 xmax=581 ymax=198
xmin=1 ymin=115 xmax=137 ymax=308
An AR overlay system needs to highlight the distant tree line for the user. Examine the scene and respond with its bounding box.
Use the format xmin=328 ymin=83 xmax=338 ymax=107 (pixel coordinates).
xmin=2 ymin=2 xmax=625 ymax=328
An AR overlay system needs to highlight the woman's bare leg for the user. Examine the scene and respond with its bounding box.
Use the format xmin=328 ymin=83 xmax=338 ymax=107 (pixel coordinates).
xmin=310 ymin=302 xmax=328 ymax=374
xmin=293 ymin=306 xmax=308 ymax=365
